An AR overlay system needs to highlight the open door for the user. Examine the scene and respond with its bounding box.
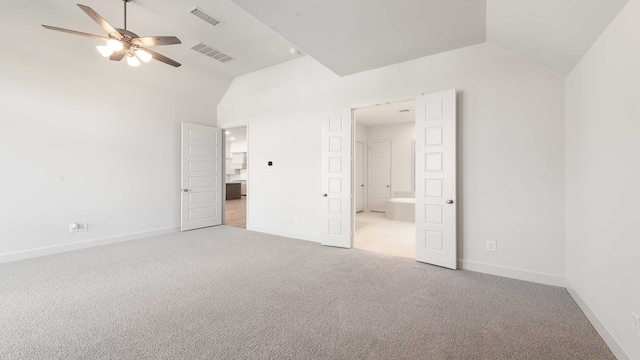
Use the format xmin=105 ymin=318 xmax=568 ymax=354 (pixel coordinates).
xmin=415 ymin=89 xmax=457 ymax=269
xmin=320 ymin=110 xmax=353 ymax=248
xmin=181 ymin=122 xmax=223 ymax=231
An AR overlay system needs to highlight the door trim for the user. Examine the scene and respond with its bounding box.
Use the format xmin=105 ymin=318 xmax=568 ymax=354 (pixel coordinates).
xmin=348 ymin=92 xmax=458 ymax=265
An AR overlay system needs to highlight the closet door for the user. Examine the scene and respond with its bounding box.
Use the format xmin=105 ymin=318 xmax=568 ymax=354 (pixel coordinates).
xmin=415 ymin=89 xmax=457 ymax=269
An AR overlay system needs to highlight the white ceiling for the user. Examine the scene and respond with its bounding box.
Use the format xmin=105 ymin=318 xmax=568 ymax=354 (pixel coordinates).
xmin=34 ymin=0 xmax=304 ymax=77
xmin=8 ymin=0 xmax=631 ymax=79
xmin=230 ymin=0 xmax=487 ymax=76
xmin=225 ymin=126 xmax=246 ymax=142
xmin=355 ymin=101 xmax=416 ymax=127
xmin=229 ymin=0 xmax=629 ymax=76
xmin=487 ymin=0 xmax=630 ymax=75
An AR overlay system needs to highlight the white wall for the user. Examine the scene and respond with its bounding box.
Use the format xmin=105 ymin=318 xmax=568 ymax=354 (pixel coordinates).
xmin=227 ymin=140 xmax=248 ymax=182
xmin=0 ymin=1 xmax=232 ymax=261
xmin=218 ymin=43 xmax=566 ymax=283
xmin=355 ymin=124 xmax=368 ymax=143
xmin=565 ymin=0 xmax=640 ymax=358
xmin=364 ymin=122 xmax=415 ymax=196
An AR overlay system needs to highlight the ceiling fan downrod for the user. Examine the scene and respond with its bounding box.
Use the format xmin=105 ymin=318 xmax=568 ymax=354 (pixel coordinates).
xmin=123 ymin=0 xmax=131 ymax=31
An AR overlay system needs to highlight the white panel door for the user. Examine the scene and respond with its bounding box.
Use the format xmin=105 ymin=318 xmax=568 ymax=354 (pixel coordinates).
xmin=415 ymin=89 xmax=457 ymax=269
xmin=321 ymin=110 xmax=352 ymax=248
xmin=369 ymin=141 xmax=391 ymax=212
xmin=355 ymin=141 xmax=365 ymax=213
xmin=181 ymin=122 xmax=223 ymax=231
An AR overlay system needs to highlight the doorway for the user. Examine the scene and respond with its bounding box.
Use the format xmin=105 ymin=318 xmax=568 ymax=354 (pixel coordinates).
xmin=320 ymin=89 xmax=457 ymax=268
xmin=353 ymin=100 xmax=416 ymax=258
xmin=224 ymin=126 xmax=248 ymax=228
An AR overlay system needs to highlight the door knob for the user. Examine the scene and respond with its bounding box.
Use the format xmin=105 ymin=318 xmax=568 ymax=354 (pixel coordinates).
xmin=183 ymin=189 xmax=189 ymax=192
xmin=361 ymin=184 xmax=364 ymax=187
xmin=322 ymin=193 xmax=328 ymax=197
xmin=386 ymin=185 xmax=390 ymax=188
xmin=446 ymin=199 xmax=454 ymax=204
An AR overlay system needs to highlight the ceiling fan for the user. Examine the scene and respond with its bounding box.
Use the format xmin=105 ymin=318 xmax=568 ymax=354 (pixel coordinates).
xmin=42 ymin=0 xmax=182 ymax=68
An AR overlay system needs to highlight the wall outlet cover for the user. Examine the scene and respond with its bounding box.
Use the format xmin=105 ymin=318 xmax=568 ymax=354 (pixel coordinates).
xmin=486 ymin=241 xmax=497 ymax=252
xmin=78 ymin=223 xmax=88 ymax=232
xmin=632 ymin=312 xmax=640 ymax=339
xmin=69 ymin=223 xmax=79 ymax=233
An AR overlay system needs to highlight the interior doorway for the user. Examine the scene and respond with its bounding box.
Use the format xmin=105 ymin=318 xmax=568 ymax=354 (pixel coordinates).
xmin=224 ymin=126 xmax=247 ymax=228
xmin=353 ymin=100 xmax=416 ymax=258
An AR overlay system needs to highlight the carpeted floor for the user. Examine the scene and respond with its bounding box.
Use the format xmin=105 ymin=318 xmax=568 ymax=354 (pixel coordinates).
xmin=0 ymin=226 xmax=614 ymax=359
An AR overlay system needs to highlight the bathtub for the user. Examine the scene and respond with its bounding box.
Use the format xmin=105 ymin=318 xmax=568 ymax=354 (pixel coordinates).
xmin=385 ymin=197 xmax=415 ymax=222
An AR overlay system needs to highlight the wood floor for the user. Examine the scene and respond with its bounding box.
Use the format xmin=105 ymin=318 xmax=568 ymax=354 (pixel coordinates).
xmin=225 ymin=196 xmax=246 ymax=229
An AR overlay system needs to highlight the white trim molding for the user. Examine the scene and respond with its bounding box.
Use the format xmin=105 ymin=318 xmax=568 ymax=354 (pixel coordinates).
xmin=565 ymin=279 xmax=632 ymax=360
xmin=458 ymin=259 xmax=565 ymax=287
xmin=247 ymin=226 xmax=321 ymax=244
xmin=0 ymin=226 xmax=180 ymax=264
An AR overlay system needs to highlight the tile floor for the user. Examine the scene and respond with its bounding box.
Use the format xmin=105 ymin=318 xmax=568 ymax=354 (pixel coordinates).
xmin=355 ymin=211 xmax=415 ymax=258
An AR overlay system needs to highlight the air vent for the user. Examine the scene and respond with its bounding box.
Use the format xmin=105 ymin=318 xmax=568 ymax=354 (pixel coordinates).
xmin=189 ymin=6 xmax=223 ymax=27
xmin=398 ymin=108 xmax=412 ymax=113
xmin=190 ymin=43 xmax=235 ymax=63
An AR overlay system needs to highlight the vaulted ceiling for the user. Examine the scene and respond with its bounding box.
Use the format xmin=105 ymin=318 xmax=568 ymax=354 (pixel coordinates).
xmin=487 ymin=0 xmax=630 ymax=75
xmin=230 ymin=0 xmax=630 ymax=76
xmin=7 ymin=0 xmax=631 ymax=78
xmin=12 ymin=0 xmax=304 ymax=77
xmin=229 ymin=0 xmax=487 ymax=76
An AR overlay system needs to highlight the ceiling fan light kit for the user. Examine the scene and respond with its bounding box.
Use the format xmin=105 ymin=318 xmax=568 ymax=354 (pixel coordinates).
xmin=42 ymin=0 xmax=182 ymax=68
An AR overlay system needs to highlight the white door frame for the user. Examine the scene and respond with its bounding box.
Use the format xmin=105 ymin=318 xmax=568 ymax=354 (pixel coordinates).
xmin=349 ymin=93 xmax=458 ymax=268
xmin=221 ymin=123 xmax=250 ymax=228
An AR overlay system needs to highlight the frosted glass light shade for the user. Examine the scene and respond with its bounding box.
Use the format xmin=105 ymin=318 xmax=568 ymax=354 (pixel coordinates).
xmin=126 ymin=54 xmax=140 ymax=67
xmin=107 ymin=39 xmax=123 ymax=51
xmin=135 ymin=49 xmax=152 ymax=63
xmin=96 ymin=45 xmax=113 ymax=57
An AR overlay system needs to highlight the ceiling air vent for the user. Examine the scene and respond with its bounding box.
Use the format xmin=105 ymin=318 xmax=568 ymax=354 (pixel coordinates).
xmin=189 ymin=6 xmax=223 ymax=27
xmin=398 ymin=108 xmax=412 ymax=113
xmin=190 ymin=42 xmax=235 ymax=63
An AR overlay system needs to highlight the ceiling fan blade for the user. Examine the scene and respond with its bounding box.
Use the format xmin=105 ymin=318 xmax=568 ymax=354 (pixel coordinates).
xmin=76 ymin=4 xmax=123 ymax=40
xmin=133 ymin=36 xmax=182 ymax=47
xmin=109 ymin=50 xmax=127 ymax=61
xmin=139 ymin=47 xmax=181 ymax=67
xmin=42 ymin=25 xmax=109 ymax=41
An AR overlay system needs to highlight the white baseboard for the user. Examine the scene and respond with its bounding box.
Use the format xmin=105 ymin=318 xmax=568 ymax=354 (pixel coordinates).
xmin=458 ymin=259 xmax=565 ymax=287
xmin=246 ymin=226 xmax=321 ymax=243
xmin=565 ymin=279 xmax=632 ymax=360
xmin=0 ymin=226 xmax=181 ymax=264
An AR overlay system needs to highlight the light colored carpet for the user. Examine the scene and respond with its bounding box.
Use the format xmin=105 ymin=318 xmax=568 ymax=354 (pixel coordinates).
xmin=0 ymin=226 xmax=614 ymax=360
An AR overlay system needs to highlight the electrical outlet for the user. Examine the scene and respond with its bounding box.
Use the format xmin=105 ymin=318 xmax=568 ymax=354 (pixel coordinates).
xmin=294 ymin=216 xmax=300 ymax=224
xmin=486 ymin=241 xmax=497 ymax=252
xmin=77 ymin=223 xmax=88 ymax=232
xmin=69 ymin=223 xmax=79 ymax=233
xmin=632 ymin=312 xmax=640 ymax=340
